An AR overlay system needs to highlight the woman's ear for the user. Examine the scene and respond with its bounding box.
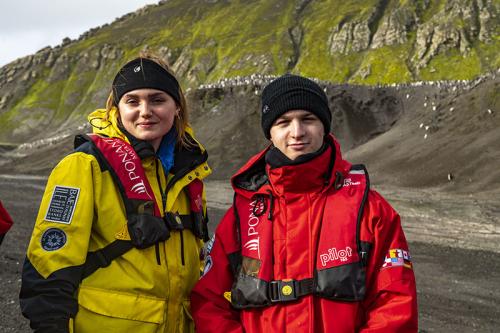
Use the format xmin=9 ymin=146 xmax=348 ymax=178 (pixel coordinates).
xmin=116 ymin=112 xmax=123 ymax=126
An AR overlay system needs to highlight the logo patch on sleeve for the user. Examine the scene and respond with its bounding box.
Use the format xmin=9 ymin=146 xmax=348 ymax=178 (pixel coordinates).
xmin=41 ymin=228 xmax=67 ymax=251
xmin=206 ymin=235 xmax=215 ymax=254
xmin=44 ymin=186 xmax=80 ymax=224
xmin=382 ymin=248 xmax=412 ymax=270
xmin=202 ymin=255 xmax=213 ymax=276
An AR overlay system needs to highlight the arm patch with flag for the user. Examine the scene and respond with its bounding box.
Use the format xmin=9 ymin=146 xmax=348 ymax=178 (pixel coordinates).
xmin=382 ymin=248 xmax=412 ymax=269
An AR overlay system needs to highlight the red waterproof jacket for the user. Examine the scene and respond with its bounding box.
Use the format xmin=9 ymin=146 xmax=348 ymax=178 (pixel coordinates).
xmin=191 ymin=135 xmax=417 ymax=333
xmin=0 ymin=200 xmax=13 ymax=237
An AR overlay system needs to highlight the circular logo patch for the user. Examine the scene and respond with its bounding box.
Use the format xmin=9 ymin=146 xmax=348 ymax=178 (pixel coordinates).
xmin=41 ymin=228 xmax=67 ymax=251
xmin=282 ymin=285 xmax=293 ymax=296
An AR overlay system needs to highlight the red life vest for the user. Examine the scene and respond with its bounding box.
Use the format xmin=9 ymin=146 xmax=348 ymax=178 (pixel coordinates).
xmin=75 ymin=134 xmax=207 ymax=278
xmin=88 ymin=134 xmax=162 ymax=217
xmin=230 ymin=164 xmax=371 ymax=308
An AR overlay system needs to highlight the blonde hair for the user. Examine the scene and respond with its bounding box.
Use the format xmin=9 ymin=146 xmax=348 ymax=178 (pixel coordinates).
xmin=105 ymin=51 xmax=193 ymax=148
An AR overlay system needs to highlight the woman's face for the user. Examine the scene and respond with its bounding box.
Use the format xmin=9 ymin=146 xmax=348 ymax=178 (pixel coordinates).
xmin=118 ymin=88 xmax=177 ymax=150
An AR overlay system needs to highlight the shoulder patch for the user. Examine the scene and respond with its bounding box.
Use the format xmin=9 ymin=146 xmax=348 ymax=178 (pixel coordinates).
xmin=206 ymin=234 xmax=215 ymax=254
xmin=44 ymin=186 xmax=80 ymax=224
xmin=201 ymin=236 xmax=216 ymax=276
xmin=202 ymin=255 xmax=213 ymax=276
xmin=382 ymin=248 xmax=412 ymax=270
xmin=41 ymin=228 xmax=67 ymax=251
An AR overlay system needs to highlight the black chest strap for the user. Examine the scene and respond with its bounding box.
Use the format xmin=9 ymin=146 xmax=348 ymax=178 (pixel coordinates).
xmin=268 ymin=278 xmax=315 ymax=302
xmin=82 ymin=212 xmax=200 ymax=279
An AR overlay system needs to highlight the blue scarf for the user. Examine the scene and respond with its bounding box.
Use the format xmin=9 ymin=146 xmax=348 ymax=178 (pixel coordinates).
xmin=157 ymin=127 xmax=176 ymax=175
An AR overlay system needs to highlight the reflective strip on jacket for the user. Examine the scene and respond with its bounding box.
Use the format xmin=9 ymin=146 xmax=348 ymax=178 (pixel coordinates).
xmin=20 ymin=108 xmax=211 ymax=333
xmin=191 ymin=135 xmax=417 ymax=333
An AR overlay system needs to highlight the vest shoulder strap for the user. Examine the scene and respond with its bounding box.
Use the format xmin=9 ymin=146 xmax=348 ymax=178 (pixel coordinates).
xmin=349 ymin=164 xmax=370 ymax=265
xmin=76 ymin=134 xmax=156 ymax=279
xmin=81 ymin=240 xmax=133 ymax=279
xmin=76 ymin=134 xmax=209 ymax=279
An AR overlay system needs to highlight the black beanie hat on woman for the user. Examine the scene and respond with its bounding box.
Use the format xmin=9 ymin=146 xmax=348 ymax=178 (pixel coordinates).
xmin=112 ymin=57 xmax=180 ymax=105
xmin=261 ymin=74 xmax=331 ymax=139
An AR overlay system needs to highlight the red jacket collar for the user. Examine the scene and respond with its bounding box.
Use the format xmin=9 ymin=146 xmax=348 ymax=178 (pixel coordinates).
xmin=231 ymin=134 xmax=351 ymax=198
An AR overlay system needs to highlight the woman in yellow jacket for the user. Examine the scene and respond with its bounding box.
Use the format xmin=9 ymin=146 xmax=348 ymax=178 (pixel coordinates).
xmin=20 ymin=53 xmax=211 ymax=333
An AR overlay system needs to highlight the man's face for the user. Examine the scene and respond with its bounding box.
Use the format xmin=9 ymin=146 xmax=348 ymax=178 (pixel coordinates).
xmin=269 ymin=109 xmax=325 ymax=160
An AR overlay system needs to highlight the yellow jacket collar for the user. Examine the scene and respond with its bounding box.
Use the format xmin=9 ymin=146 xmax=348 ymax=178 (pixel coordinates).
xmin=87 ymin=108 xmax=205 ymax=153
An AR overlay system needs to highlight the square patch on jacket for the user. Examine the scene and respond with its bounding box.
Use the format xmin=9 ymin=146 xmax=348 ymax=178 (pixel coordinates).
xmin=44 ymin=186 xmax=80 ymax=224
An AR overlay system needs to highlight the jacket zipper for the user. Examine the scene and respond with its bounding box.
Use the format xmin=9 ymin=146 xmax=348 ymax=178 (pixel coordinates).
xmin=154 ymin=159 xmax=166 ymax=266
xmin=180 ymin=230 xmax=185 ymax=266
xmin=159 ymin=149 xmax=207 ymax=267
xmin=155 ymin=244 xmax=161 ymax=265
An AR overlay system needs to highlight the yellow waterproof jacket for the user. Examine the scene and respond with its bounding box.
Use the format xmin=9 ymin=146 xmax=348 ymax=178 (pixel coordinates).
xmin=20 ymin=108 xmax=211 ymax=333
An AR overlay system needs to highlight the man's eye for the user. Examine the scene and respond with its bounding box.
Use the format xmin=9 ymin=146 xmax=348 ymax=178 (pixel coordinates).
xmin=303 ymin=117 xmax=318 ymax=122
xmin=126 ymin=99 xmax=138 ymax=104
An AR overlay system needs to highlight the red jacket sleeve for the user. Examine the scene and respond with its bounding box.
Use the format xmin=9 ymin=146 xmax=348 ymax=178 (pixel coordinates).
xmin=0 ymin=200 xmax=13 ymax=235
xmin=191 ymin=207 xmax=244 ymax=333
xmin=359 ymin=191 xmax=418 ymax=332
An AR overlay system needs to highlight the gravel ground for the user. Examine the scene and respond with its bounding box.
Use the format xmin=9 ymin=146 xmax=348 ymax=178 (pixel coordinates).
xmin=1 ymin=176 xmax=499 ymax=332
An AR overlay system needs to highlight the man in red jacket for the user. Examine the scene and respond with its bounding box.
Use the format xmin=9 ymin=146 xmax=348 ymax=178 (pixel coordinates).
xmin=191 ymin=74 xmax=418 ymax=332
xmin=0 ymin=200 xmax=13 ymax=246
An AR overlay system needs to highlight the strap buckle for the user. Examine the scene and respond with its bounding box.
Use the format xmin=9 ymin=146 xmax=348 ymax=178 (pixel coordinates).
xmin=164 ymin=212 xmax=184 ymax=231
xmin=269 ymin=279 xmax=298 ymax=302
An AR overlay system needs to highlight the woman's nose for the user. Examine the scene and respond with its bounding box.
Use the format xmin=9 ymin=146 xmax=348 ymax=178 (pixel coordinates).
xmin=139 ymin=102 xmax=152 ymax=117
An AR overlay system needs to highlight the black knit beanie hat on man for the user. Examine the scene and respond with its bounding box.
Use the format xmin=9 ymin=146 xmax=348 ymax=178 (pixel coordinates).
xmin=261 ymin=74 xmax=331 ymax=139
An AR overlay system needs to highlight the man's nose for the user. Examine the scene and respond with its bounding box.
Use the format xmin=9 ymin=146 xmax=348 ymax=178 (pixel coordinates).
xmin=290 ymin=120 xmax=305 ymax=137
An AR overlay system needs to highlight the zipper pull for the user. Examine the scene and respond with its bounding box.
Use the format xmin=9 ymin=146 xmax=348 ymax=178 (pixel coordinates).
xmin=155 ymin=243 xmax=161 ymax=265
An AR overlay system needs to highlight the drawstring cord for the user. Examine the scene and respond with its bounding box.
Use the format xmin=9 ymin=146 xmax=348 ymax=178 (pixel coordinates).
xmin=250 ymin=191 xmax=275 ymax=221
xmin=89 ymin=117 xmax=112 ymax=131
xmin=267 ymin=190 xmax=274 ymax=221
xmin=252 ymin=196 xmax=267 ymax=217
xmin=333 ymin=171 xmax=344 ymax=191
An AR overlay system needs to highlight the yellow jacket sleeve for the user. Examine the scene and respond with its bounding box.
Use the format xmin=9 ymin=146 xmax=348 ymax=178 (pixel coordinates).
xmin=20 ymin=152 xmax=100 ymax=332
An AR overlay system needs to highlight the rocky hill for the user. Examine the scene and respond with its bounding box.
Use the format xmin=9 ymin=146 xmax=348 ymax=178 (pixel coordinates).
xmin=1 ymin=71 xmax=498 ymax=195
xmin=0 ymin=0 xmax=498 ymax=144
xmin=0 ymin=0 xmax=498 ymax=194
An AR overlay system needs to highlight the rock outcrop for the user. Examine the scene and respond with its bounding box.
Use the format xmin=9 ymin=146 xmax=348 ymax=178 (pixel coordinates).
xmin=326 ymin=0 xmax=498 ymax=72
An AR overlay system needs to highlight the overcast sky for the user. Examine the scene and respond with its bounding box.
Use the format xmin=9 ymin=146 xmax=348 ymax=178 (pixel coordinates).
xmin=0 ymin=0 xmax=160 ymax=67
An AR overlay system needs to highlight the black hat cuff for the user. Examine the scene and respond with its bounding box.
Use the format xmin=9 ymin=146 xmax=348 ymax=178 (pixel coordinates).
xmin=262 ymin=90 xmax=331 ymax=139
